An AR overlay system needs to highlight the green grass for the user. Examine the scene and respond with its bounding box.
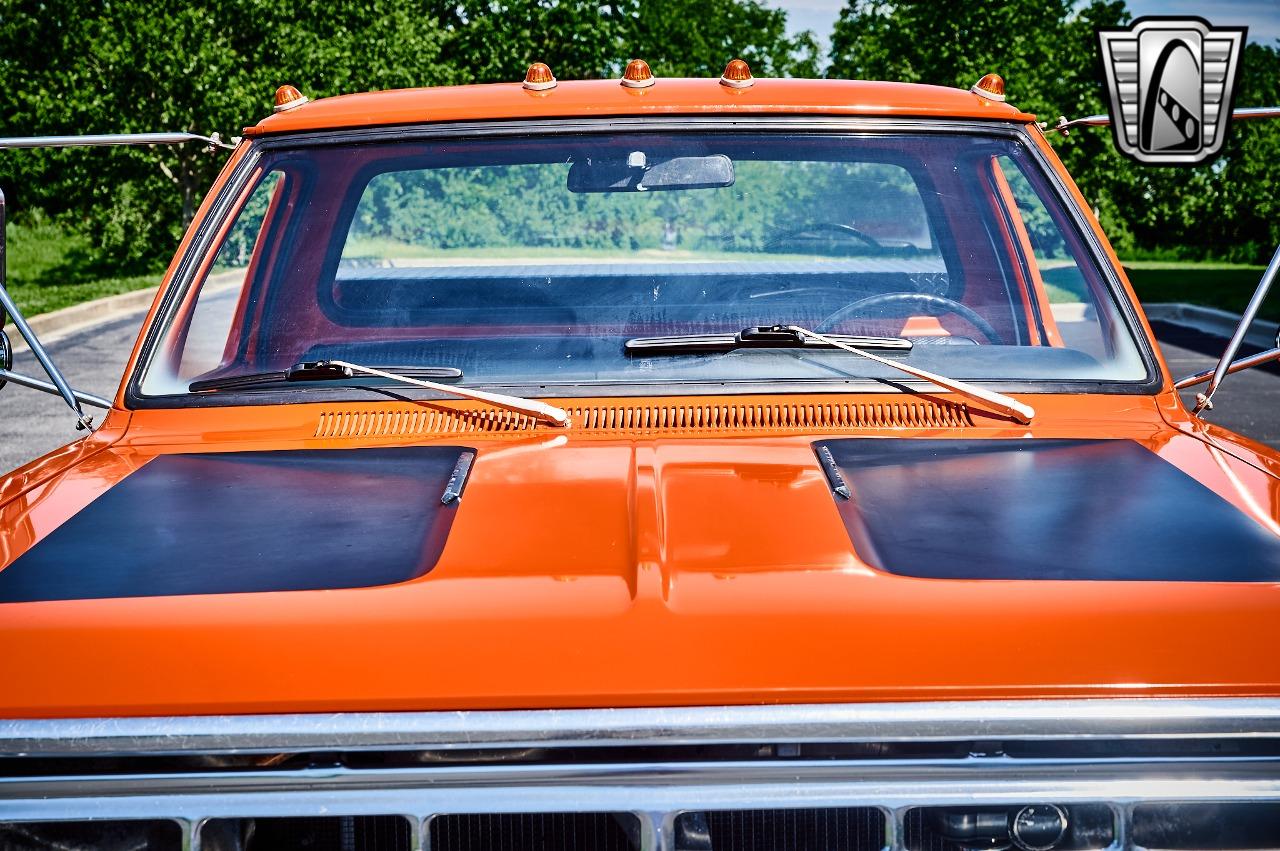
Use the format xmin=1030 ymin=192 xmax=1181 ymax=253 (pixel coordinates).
xmin=343 ymin=237 xmax=832 ymax=264
xmin=4 ymin=221 xmax=158 ymax=318
xmin=1121 ymin=261 xmax=1275 ymax=322
xmin=5 ymin=224 xmax=1274 ymax=325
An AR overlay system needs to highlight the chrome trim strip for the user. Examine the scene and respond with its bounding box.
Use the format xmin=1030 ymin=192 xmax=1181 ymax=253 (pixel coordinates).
xmin=7 ymin=755 xmax=1279 ymax=798
xmin=1 ymin=763 xmax=1278 ymax=830
xmin=250 ymin=116 xmax=1037 ymax=147
xmin=4 ymin=698 xmax=1279 ymax=757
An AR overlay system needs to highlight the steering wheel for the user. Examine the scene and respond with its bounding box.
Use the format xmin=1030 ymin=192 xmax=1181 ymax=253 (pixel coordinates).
xmin=816 ymin=292 xmax=1004 ymax=345
xmin=765 ymin=222 xmax=883 ymax=252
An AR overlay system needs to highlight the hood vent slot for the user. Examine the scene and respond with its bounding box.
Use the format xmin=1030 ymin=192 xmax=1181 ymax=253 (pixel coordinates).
xmin=315 ymin=400 xmax=972 ymax=439
xmin=315 ymin=408 xmax=538 ymax=439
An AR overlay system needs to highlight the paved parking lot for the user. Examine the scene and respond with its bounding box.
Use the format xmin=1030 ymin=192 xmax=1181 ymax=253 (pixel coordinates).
xmin=1 ymin=310 xmax=1276 ymax=474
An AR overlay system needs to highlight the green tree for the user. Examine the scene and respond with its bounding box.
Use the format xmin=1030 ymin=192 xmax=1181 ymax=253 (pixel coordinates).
xmin=1116 ymin=43 xmax=1280 ymax=263
xmin=827 ymin=1 xmax=1280 ymax=264
xmin=827 ymin=0 xmax=1134 ymax=242
xmin=437 ymin=1 xmax=632 ymax=82
xmin=621 ymin=0 xmax=820 ymax=78
xmin=828 ymin=0 xmax=1125 ymax=118
xmin=0 ymin=0 xmax=817 ymax=274
xmin=0 ymin=0 xmax=457 ymax=270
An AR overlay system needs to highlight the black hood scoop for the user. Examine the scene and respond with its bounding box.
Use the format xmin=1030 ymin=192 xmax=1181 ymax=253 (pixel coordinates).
xmin=816 ymin=438 xmax=1280 ymax=581
xmin=0 ymin=446 xmax=470 ymax=602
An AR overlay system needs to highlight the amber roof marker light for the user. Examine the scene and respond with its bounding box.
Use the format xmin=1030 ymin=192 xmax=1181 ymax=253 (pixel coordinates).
xmin=621 ymin=59 xmax=657 ymax=89
xmin=720 ymin=58 xmax=755 ymax=89
xmin=523 ymin=62 xmax=557 ymax=91
xmin=970 ymin=73 xmax=1006 ymax=102
xmin=273 ymin=85 xmax=309 ymax=112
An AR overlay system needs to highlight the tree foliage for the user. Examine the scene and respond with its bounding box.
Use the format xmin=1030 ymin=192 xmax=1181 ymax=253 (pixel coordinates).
xmin=0 ymin=0 xmax=814 ymax=273
xmin=0 ymin=0 xmax=1276 ymax=275
xmin=828 ymin=0 xmax=1280 ymax=264
xmin=0 ymin=0 xmax=460 ymax=268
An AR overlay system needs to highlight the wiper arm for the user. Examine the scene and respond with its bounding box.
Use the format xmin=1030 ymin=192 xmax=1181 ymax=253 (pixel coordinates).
xmin=189 ymin=363 xmax=464 ymax=393
xmin=321 ymin=360 xmax=570 ymax=427
xmin=192 ymin=360 xmax=569 ymax=427
xmin=626 ymin=325 xmax=912 ymax=354
xmin=788 ymin=325 xmax=1035 ymax=424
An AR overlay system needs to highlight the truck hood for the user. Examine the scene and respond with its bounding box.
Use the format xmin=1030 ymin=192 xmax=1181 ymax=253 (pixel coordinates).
xmin=2 ymin=419 xmax=1280 ymax=717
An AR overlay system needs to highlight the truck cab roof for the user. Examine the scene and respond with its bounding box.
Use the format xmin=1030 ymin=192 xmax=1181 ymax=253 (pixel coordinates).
xmin=247 ymin=77 xmax=1035 ymax=136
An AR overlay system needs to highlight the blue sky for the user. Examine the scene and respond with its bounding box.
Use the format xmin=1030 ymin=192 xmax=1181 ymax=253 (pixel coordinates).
xmin=765 ymin=0 xmax=1280 ymax=46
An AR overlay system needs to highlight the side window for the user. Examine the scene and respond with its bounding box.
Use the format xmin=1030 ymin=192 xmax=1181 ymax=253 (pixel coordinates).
xmin=993 ymin=156 xmax=1113 ymax=361
xmin=172 ymin=173 xmax=284 ymax=384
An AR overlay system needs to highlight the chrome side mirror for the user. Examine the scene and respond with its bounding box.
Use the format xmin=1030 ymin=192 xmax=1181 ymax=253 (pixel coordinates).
xmin=1175 ymin=243 xmax=1280 ymax=414
xmin=0 ymin=326 xmax=10 ymax=389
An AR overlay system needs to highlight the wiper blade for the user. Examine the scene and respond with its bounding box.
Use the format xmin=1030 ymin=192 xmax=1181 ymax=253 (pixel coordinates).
xmin=189 ymin=363 xmax=463 ymax=393
xmin=787 ymin=325 xmax=1035 ymax=425
xmin=192 ymin=360 xmax=570 ymax=427
xmin=626 ymin=325 xmax=912 ymax=354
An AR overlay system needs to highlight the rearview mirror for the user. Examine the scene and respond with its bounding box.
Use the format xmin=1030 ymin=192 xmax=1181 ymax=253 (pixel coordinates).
xmin=567 ymin=153 xmax=735 ymax=193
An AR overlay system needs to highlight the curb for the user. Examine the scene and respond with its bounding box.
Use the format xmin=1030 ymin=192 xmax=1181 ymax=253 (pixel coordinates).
xmin=4 ymin=285 xmax=159 ymax=354
xmin=1 ymin=272 xmax=242 ymax=355
xmin=1144 ymin=302 xmax=1278 ymax=347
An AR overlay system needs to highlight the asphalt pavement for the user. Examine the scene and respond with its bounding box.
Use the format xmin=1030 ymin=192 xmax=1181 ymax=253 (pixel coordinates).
xmin=0 ymin=313 xmax=143 ymax=474
xmin=1 ymin=310 xmax=1276 ymax=474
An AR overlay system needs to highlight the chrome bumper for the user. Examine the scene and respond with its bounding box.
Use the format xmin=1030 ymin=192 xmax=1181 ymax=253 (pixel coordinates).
xmin=2 ymin=698 xmax=1279 ymax=848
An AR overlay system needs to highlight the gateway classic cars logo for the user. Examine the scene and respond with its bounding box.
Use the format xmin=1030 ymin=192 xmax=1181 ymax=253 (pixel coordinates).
xmin=1097 ymin=17 xmax=1247 ymax=165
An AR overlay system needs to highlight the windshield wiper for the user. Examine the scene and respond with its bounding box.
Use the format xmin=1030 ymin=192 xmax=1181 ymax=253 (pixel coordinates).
xmin=191 ymin=360 xmax=570 ymax=427
xmin=189 ymin=363 xmax=464 ymax=393
xmin=625 ymin=324 xmax=1031 ymax=423
xmin=787 ymin=325 xmax=1034 ymax=424
xmin=626 ymin=325 xmax=913 ymax=354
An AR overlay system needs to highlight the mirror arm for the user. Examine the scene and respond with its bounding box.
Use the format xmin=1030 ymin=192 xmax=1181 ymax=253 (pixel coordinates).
xmin=0 ymin=188 xmax=101 ymax=430
xmin=1189 ymin=243 xmax=1280 ymax=414
xmin=0 ymin=132 xmax=236 ymax=152
xmin=0 ymin=368 xmax=112 ymax=409
xmin=1175 ymin=346 xmax=1280 ymax=391
xmin=1045 ymin=106 xmax=1280 ymax=135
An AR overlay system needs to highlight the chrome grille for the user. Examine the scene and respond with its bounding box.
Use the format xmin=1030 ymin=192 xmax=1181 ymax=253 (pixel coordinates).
xmin=902 ymin=805 xmax=1115 ymax=851
xmin=431 ymin=813 xmax=638 ymax=851
xmin=1131 ymin=802 xmax=1280 ymax=849
xmin=0 ymin=819 xmax=182 ymax=851
xmin=676 ymin=808 xmax=883 ymax=851
xmin=203 ymin=816 xmax=414 ymax=851
xmin=2 ymin=699 xmax=1279 ymax=851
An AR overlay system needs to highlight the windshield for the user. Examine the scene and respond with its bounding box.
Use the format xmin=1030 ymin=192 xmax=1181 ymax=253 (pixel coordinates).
xmin=139 ymin=130 xmax=1149 ymax=399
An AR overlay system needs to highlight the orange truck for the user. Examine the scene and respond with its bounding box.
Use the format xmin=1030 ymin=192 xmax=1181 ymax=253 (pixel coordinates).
xmin=1 ymin=61 xmax=1279 ymax=850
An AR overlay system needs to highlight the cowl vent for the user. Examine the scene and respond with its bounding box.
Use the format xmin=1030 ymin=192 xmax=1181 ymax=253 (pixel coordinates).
xmin=315 ymin=400 xmax=973 ymax=439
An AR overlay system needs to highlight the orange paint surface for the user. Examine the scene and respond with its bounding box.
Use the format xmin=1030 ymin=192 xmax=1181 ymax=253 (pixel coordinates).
xmin=247 ymin=78 xmax=1033 ymax=138
xmin=1 ymin=393 xmax=1278 ymax=719
xmin=1 ymin=78 xmax=1277 ymax=720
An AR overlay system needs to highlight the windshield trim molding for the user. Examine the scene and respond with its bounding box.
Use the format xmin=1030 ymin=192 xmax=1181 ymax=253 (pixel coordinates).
xmin=124 ymin=116 xmax=1162 ymax=411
